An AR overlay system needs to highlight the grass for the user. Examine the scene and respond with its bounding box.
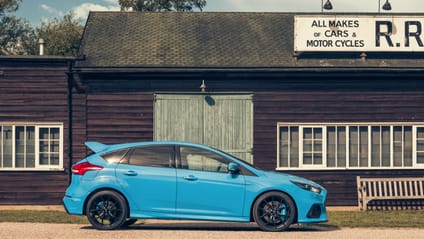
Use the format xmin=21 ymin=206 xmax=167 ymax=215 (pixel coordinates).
xmin=0 ymin=210 xmax=87 ymax=224
xmin=324 ymin=210 xmax=424 ymax=228
xmin=0 ymin=210 xmax=424 ymax=228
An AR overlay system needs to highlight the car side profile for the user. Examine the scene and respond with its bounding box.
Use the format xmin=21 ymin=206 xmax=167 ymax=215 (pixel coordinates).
xmin=63 ymin=141 xmax=327 ymax=231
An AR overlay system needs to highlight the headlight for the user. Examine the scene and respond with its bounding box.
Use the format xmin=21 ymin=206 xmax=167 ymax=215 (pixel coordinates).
xmin=291 ymin=181 xmax=322 ymax=194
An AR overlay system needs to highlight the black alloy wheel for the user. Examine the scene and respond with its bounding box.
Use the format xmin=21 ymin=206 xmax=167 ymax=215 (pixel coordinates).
xmin=252 ymin=191 xmax=296 ymax=232
xmin=86 ymin=190 xmax=128 ymax=230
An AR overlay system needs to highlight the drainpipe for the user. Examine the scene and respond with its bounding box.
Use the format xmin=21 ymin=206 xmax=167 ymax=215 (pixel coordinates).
xmin=66 ymin=60 xmax=73 ymax=183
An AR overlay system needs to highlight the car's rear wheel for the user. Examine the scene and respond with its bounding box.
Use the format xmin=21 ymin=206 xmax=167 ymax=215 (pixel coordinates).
xmin=252 ymin=191 xmax=296 ymax=232
xmin=86 ymin=190 xmax=128 ymax=230
xmin=123 ymin=218 xmax=138 ymax=227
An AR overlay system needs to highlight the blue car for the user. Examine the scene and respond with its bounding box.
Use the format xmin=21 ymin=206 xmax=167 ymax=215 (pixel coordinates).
xmin=63 ymin=141 xmax=327 ymax=231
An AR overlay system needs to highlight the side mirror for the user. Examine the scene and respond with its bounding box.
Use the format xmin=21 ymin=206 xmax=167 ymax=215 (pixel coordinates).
xmin=228 ymin=162 xmax=240 ymax=174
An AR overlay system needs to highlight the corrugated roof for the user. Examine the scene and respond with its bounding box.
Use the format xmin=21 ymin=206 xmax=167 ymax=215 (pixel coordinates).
xmin=75 ymin=12 xmax=424 ymax=69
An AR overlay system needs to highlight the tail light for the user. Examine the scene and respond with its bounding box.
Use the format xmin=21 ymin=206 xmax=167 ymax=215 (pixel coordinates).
xmin=72 ymin=162 xmax=103 ymax=175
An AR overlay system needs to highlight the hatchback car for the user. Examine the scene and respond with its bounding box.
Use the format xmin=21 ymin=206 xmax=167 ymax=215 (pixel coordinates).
xmin=64 ymin=141 xmax=327 ymax=231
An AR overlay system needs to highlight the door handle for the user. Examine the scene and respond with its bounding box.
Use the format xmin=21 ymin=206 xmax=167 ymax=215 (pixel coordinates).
xmin=183 ymin=175 xmax=198 ymax=181
xmin=124 ymin=170 xmax=138 ymax=176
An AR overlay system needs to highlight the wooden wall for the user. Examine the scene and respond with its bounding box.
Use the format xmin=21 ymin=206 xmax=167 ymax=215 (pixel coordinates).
xmin=2 ymin=67 xmax=424 ymax=206
xmin=252 ymin=77 xmax=424 ymax=205
xmin=79 ymin=75 xmax=424 ymax=205
xmin=0 ymin=61 xmax=70 ymax=205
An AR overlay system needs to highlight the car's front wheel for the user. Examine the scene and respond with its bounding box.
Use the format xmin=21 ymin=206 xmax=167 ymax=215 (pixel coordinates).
xmin=86 ymin=190 xmax=128 ymax=230
xmin=252 ymin=191 xmax=296 ymax=232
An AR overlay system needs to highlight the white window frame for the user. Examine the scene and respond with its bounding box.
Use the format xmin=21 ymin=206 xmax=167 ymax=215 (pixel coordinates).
xmin=0 ymin=123 xmax=64 ymax=171
xmin=299 ymin=126 xmax=326 ymax=168
xmin=413 ymin=125 xmax=424 ymax=167
xmin=277 ymin=122 xmax=424 ymax=170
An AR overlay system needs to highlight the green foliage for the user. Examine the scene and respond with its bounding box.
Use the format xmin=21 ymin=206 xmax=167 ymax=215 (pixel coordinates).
xmin=35 ymin=13 xmax=84 ymax=56
xmin=0 ymin=0 xmax=35 ymax=55
xmin=0 ymin=0 xmax=21 ymax=14
xmin=119 ymin=0 xmax=206 ymax=12
xmin=0 ymin=0 xmax=83 ymax=56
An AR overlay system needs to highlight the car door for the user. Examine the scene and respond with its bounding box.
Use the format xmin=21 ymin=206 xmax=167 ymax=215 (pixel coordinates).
xmin=175 ymin=146 xmax=246 ymax=218
xmin=115 ymin=145 xmax=177 ymax=214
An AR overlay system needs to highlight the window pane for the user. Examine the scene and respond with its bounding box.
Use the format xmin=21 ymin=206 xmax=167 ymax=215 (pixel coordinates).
xmin=327 ymin=127 xmax=336 ymax=167
xmin=303 ymin=153 xmax=313 ymax=165
xmin=50 ymin=128 xmax=59 ymax=140
xmin=303 ymin=128 xmax=312 ymax=140
xmin=337 ymin=127 xmax=346 ymax=167
xmin=349 ymin=126 xmax=358 ymax=167
xmin=40 ymin=153 xmax=49 ymax=165
xmin=359 ymin=126 xmax=369 ymax=167
xmin=304 ymin=140 xmax=312 ymax=152
xmin=102 ymin=149 xmax=128 ymax=164
xmin=50 ymin=154 xmax=59 ymax=165
xmin=180 ymin=146 xmax=229 ymax=173
xmin=39 ymin=128 xmax=49 ymax=140
xmin=381 ymin=126 xmax=390 ymax=167
xmin=130 ymin=146 xmax=171 ymax=168
xmin=393 ymin=126 xmax=403 ymax=167
xmin=417 ymin=152 xmax=424 ymax=164
xmin=3 ymin=126 xmax=13 ymax=167
xmin=314 ymin=153 xmax=322 ymax=164
xmin=417 ymin=128 xmax=424 ymax=138
xmin=290 ymin=127 xmax=299 ymax=167
xmin=26 ymin=127 xmax=35 ymax=168
xmin=417 ymin=139 xmax=424 ymax=151
xmin=404 ymin=127 xmax=413 ymax=167
xmin=371 ymin=126 xmax=380 ymax=167
xmin=279 ymin=127 xmax=289 ymax=167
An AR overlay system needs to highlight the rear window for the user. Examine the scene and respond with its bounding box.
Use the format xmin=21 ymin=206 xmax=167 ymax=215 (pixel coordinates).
xmin=101 ymin=149 xmax=128 ymax=163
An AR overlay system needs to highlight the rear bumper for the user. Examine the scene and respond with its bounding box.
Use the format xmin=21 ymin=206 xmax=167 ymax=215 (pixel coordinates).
xmin=63 ymin=195 xmax=84 ymax=215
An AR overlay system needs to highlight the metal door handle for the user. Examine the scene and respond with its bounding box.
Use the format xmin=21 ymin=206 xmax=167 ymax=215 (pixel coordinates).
xmin=124 ymin=170 xmax=138 ymax=176
xmin=183 ymin=175 xmax=198 ymax=181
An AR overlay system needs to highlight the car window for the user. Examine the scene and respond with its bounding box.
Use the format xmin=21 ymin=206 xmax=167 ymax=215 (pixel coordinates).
xmin=127 ymin=145 xmax=173 ymax=168
xmin=101 ymin=149 xmax=128 ymax=164
xmin=179 ymin=146 xmax=230 ymax=173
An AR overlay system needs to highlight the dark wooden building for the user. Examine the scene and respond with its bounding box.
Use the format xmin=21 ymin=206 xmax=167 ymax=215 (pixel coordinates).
xmin=2 ymin=12 xmax=424 ymax=206
xmin=0 ymin=56 xmax=73 ymax=204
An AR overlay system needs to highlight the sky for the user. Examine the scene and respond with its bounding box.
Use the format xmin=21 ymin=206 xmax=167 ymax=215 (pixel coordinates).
xmin=13 ymin=0 xmax=424 ymax=27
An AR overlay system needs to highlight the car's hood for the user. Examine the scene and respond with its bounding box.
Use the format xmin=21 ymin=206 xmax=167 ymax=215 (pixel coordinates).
xmin=261 ymin=170 xmax=323 ymax=189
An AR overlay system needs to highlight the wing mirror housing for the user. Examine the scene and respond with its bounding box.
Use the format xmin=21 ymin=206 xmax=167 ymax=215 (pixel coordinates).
xmin=228 ymin=162 xmax=240 ymax=174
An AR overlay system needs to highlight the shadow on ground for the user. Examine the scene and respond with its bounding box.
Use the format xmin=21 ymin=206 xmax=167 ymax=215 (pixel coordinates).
xmin=81 ymin=221 xmax=340 ymax=232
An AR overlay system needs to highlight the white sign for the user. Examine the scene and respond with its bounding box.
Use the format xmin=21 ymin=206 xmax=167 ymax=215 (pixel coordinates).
xmin=294 ymin=15 xmax=424 ymax=52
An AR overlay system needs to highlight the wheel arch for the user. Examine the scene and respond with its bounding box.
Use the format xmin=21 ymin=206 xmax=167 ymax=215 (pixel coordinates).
xmin=82 ymin=187 xmax=131 ymax=216
xmin=249 ymin=190 xmax=298 ymax=223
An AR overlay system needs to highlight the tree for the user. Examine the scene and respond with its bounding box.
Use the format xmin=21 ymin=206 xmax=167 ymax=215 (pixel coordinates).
xmin=119 ymin=0 xmax=206 ymax=12
xmin=0 ymin=0 xmax=35 ymax=55
xmin=35 ymin=13 xmax=84 ymax=56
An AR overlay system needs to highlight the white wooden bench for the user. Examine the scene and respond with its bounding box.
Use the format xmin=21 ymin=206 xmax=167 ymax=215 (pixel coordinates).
xmin=356 ymin=176 xmax=424 ymax=210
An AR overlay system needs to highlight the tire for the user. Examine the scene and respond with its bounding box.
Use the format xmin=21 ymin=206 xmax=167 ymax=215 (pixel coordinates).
xmin=252 ymin=191 xmax=296 ymax=232
xmin=86 ymin=190 xmax=128 ymax=230
xmin=123 ymin=218 xmax=138 ymax=227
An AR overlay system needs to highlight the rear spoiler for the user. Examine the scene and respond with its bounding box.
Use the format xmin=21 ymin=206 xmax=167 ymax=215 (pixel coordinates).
xmin=85 ymin=142 xmax=108 ymax=153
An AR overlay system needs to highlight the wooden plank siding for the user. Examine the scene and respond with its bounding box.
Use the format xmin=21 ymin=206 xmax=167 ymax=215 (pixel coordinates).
xmin=79 ymin=76 xmax=424 ymax=206
xmin=253 ymin=81 xmax=424 ymax=205
xmin=86 ymin=93 xmax=154 ymax=144
xmin=0 ymin=63 xmax=70 ymax=205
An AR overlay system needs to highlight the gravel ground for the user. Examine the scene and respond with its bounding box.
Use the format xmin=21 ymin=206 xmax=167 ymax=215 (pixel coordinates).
xmin=1 ymin=221 xmax=424 ymax=239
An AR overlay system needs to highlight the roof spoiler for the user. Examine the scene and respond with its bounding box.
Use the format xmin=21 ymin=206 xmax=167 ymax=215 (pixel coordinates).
xmin=85 ymin=142 xmax=108 ymax=153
